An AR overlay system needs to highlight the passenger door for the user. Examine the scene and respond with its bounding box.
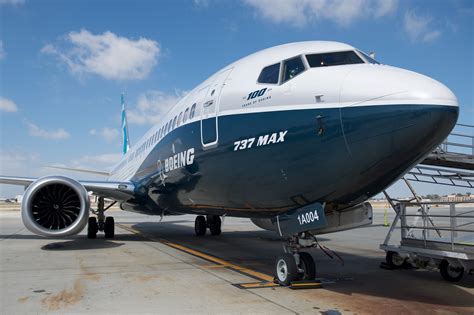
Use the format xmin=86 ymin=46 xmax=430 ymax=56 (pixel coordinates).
xmin=200 ymin=68 xmax=233 ymax=149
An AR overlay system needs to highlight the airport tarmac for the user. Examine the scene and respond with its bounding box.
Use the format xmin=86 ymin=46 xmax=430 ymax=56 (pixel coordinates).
xmin=1 ymin=206 xmax=473 ymax=314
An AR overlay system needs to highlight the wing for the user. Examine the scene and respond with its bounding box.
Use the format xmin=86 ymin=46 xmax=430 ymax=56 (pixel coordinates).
xmin=42 ymin=165 xmax=111 ymax=176
xmin=0 ymin=175 xmax=135 ymax=201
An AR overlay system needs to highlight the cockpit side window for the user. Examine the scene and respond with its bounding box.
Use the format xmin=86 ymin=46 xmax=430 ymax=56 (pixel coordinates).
xmin=258 ymin=63 xmax=280 ymax=84
xmin=357 ymin=50 xmax=380 ymax=64
xmin=282 ymin=56 xmax=305 ymax=83
xmin=306 ymin=51 xmax=364 ymax=68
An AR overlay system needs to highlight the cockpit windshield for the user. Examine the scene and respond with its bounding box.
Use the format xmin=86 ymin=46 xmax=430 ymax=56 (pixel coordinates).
xmin=306 ymin=51 xmax=364 ymax=68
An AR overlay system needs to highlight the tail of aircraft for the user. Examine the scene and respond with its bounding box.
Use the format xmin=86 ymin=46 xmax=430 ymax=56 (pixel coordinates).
xmin=121 ymin=93 xmax=130 ymax=155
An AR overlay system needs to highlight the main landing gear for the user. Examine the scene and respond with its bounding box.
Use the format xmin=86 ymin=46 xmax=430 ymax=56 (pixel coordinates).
xmin=87 ymin=197 xmax=116 ymax=239
xmin=274 ymin=233 xmax=317 ymax=286
xmin=194 ymin=215 xmax=222 ymax=236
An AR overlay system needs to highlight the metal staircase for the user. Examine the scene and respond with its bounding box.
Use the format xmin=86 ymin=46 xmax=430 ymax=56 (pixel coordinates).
xmin=421 ymin=123 xmax=474 ymax=170
xmin=407 ymin=123 xmax=474 ymax=188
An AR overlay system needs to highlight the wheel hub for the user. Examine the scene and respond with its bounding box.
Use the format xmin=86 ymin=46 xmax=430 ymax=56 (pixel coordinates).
xmin=277 ymin=259 xmax=288 ymax=281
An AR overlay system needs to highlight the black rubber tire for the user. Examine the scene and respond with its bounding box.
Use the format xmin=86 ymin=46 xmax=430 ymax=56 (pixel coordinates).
xmin=104 ymin=217 xmax=115 ymax=239
xmin=299 ymin=252 xmax=316 ymax=280
xmin=439 ymin=260 xmax=464 ymax=282
xmin=386 ymin=251 xmax=407 ymax=269
xmin=195 ymin=215 xmax=207 ymax=236
xmin=87 ymin=217 xmax=98 ymax=239
xmin=275 ymin=253 xmax=298 ymax=286
xmin=208 ymin=216 xmax=222 ymax=236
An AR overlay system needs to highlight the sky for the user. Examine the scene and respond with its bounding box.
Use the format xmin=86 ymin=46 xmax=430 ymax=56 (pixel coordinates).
xmin=0 ymin=0 xmax=473 ymax=198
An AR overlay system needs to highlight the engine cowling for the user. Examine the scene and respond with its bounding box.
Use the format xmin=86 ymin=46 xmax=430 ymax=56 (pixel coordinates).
xmin=21 ymin=176 xmax=90 ymax=237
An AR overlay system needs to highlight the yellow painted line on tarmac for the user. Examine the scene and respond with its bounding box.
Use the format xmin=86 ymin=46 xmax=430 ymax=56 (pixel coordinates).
xmin=239 ymin=282 xmax=278 ymax=289
xmin=117 ymin=223 xmax=274 ymax=283
xmin=202 ymin=265 xmax=228 ymax=269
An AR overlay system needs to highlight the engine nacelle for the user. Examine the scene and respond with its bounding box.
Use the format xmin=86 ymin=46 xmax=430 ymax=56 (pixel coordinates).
xmin=21 ymin=176 xmax=90 ymax=237
xmin=251 ymin=202 xmax=373 ymax=235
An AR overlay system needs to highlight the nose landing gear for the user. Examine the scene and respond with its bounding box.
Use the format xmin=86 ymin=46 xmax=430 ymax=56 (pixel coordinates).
xmin=274 ymin=233 xmax=317 ymax=286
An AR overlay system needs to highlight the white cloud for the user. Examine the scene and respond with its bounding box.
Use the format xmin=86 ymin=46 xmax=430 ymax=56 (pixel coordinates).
xmin=25 ymin=121 xmax=70 ymax=140
xmin=41 ymin=29 xmax=160 ymax=80
xmin=372 ymin=0 xmax=398 ymax=18
xmin=0 ymin=97 xmax=18 ymax=112
xmin=403 ymin=10 xmax=441 ymax=43
xmin=0 ymin=151 xmax=39 ymax=172
xmin=0 ymin=40 xmax=5 ymax=60
xmin=128 ymin=90 xmax=187 ymax=125
xmin=89 ymin=127 xmax=119 ymax=142
xmin=0 ymin=0 xmax=25 ymax=5
xmin=244 ymin=0 xmax=398 ymax=27
xmin=193 ymin=0 xmax=209 ymax=8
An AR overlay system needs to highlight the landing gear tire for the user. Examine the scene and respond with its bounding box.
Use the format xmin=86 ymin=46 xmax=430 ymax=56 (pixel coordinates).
xmin=275 ymin=253 xmax=298 ymax=286
xmin=195 ymin=215 xmax=207 ymax=236
xmin=87 ymin=217 xmax=98 ymax=239
xmin=104 ymin=216 xmax=115 ymax=239
xmin=298 ymin=252 xmax=316 ymax=281
xmin=208 ymin=215 xmax=222 ymax=236
xmin=439 ymin=260 xmax=464 ymax=282
xmin=386 ymin=251 xmax=408 ymax=269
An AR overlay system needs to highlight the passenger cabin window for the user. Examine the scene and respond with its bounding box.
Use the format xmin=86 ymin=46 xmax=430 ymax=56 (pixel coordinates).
xmin=306 ymin=51 xmax=364 ymax=68
xmin=190 ymin=103 xmax=197 ymax=119
xmin=258 ymin=63 xmax=280 ymax=84
xmin=172 ymin=116 xmax=177 ymax=129
xmin=183 ymin=107 xmax=190 ymax=123
xmin=282 ymin=56 xmax=305 ymax=83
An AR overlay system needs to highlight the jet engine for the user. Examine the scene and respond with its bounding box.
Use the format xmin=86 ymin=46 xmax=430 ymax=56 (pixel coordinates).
xmin=21 ymin=176 xmax=90 ymax=237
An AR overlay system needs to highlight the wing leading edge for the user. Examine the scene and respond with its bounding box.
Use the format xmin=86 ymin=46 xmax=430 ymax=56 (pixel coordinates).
xmin=0 ymin=175 xmax=135 ymax=201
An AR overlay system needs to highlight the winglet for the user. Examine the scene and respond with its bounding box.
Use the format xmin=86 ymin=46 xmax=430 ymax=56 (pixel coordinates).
xmin=121 ymin=93 xmax=130 ymax=155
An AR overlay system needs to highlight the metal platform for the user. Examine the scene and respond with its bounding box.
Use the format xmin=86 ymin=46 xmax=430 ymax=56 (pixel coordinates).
xmin=379 ymin=200 xmax=474 ymax=281
xmin=381 ymin=123 xmax=474 ymax=282
xmin=406 ymin=165 xmax=474 ymax=188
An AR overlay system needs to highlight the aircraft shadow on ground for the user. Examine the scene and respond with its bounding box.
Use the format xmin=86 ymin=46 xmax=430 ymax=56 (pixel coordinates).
xmin=127 ymin=221 xmax=474 ymax=308
xmin=41 ymin=239 xmax=125 ymax=251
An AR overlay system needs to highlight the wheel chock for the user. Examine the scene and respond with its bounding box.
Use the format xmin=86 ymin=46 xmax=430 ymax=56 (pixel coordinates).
xmin=289 ymin=280 xmax=323 ymax=290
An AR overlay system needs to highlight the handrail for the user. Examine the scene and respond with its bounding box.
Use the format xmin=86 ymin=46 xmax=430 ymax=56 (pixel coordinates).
xmin=439 ymin=123 xmax=474 ymax=156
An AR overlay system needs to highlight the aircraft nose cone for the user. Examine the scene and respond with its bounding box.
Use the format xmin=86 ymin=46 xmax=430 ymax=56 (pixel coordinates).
xmin=340 ymin=65 xmax=458 ymax=107
xmin=338 ymin=103 xmax=458 ymax=205
xmin=336 ymin=65 xmax=459 ymax=204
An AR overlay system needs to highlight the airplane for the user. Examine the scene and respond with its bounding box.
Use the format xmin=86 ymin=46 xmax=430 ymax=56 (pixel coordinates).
xmin=0 ymin=41 xmax=458 ymax=285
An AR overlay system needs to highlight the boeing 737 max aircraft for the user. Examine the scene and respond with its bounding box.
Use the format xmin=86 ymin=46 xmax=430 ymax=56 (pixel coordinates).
xmin=0 ymin=41 xmax=458 ymax=285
